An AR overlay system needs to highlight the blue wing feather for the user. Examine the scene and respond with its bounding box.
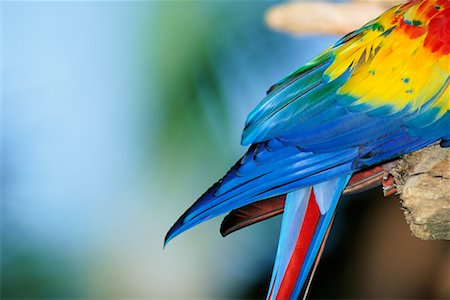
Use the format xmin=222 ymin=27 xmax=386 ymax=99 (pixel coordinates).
xmin=166 ymin=109 xmax=445 ymax=245
xmin=166 ymin=35 xmax=449 ymax=246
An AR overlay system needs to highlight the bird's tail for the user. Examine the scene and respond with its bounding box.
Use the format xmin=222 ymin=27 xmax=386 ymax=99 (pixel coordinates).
xmin=267 ymin=175 xmax=350 ymax=300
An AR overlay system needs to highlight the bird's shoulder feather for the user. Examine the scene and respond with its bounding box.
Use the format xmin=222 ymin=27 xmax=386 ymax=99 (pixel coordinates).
xmin=242 ymin=1 xmax=449 ymax=146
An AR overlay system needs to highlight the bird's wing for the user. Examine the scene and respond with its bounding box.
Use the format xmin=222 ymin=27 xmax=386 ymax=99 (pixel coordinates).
xmin=242 ymin=3 xmax=449 ymax=147
xmin=220 ymin=165 xmax=388 ymax=237
xmin=165 ymin=1 xmax=450 ymax=246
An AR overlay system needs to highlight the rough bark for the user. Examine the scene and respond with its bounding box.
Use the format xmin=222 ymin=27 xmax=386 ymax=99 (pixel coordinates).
xmin=391 ymin=145 xmax=450 ymax=240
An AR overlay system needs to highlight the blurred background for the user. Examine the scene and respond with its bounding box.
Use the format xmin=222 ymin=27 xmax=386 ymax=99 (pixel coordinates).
xmin=2 ymin=1 xmax=448 ymax=299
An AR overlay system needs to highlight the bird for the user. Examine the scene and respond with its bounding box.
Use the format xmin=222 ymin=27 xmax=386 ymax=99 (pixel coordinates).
xmin=165 ymin=0 xmax=450 ymax=298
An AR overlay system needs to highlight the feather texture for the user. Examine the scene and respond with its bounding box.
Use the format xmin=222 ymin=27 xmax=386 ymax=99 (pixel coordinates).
xmin=268 ymin=176 xmax=350 ymax=300
xmin=166 ymin=0 xmax=450 ymax=296
xmin=220 ymin=165 xmax=387 ymax=237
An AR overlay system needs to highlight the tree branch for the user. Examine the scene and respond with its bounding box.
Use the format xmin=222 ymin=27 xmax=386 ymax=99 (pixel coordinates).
xmin=391 ymin=145 xmax=450 ymax=240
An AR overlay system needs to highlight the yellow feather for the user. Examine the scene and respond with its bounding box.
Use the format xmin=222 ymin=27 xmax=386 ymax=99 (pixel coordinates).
xmin=325 ymin=2 xmax=449 ymax=115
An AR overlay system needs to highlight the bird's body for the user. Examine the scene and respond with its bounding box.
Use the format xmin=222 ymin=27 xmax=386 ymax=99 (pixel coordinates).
xmin=166 ymin=0 xmax=450 ymax=298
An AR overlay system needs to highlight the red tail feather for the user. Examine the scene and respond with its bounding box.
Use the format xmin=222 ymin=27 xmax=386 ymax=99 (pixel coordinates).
xmin=276 ymin=191 xmax=321 ymax=299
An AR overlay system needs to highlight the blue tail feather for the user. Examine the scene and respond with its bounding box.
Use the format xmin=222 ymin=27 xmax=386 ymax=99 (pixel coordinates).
xmin=268 ymin=175 xmax=351 ymax=299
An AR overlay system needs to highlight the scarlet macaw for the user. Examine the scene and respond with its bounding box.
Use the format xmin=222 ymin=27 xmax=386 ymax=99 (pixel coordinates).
xmin=165 ymin=0 xmax=450 ymax=298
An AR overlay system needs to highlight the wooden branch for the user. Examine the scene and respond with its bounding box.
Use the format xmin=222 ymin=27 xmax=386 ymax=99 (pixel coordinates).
xmin=391 ymin=145 xmax=450 ymax=240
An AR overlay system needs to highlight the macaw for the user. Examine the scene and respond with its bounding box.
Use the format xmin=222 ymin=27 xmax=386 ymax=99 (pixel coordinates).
xmin=165 ymin=0 xmax=450 ymax=298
